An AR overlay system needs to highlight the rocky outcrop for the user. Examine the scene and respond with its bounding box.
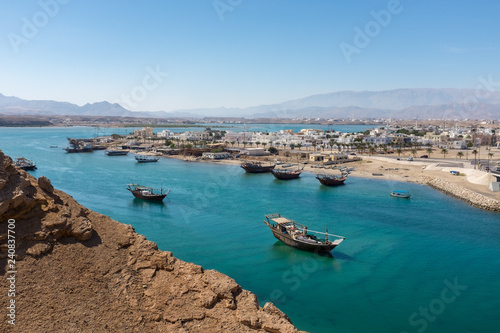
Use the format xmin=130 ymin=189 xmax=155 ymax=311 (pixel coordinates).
xmin=0 ymin=150 xmax=304 ymax=333
xmin=427 ymin=177 xmax=500 ymax=212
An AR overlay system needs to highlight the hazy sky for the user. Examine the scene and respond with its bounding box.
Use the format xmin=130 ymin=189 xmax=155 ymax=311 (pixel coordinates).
xmin=1 ymin=0 xmax=499 ymax=112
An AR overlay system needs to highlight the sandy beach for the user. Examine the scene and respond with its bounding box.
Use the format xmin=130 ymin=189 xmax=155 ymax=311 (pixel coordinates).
xmin=155 ymin=151 xmax=500 ymax=211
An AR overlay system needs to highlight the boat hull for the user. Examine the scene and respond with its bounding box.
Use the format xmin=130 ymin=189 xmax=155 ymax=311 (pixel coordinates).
xmin=241 ymin=164 xmax=275 ymax=173
xmin=64 ymin=148 xmax=93 ymax=153
xmin=19 ymin=165 xmax=37 ymax=171
xmin=135 ymin=157 xmax=159 ymax=163
xmin=127 ymin=189 xmax=166 ymax=201
xmin=271 ymin=170 xmax=302 ymax=180
xmin=390 ymin=193 xmax=411 ymax=199
xmin=136 ymin=160 xmax=158 ymax=163
xmin=106 ymin=150 xmax=129 ymax=156
xmin=316 ymin=176 xmax=346 ymax=186
xmin=267 ymin=225 xmax=338 ymax=252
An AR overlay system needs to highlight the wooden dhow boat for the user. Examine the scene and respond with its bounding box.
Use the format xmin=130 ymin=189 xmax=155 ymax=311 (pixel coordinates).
xmin=316 ymin=173 xmax=347 ymax=186
xmin=64 ymin=138 xmax=93 ymax=153
xmin=105 ymin=149 xmax=129 ymax=156
xmin=264 ymin=213 xmax=345 ymax=253
xmin=126 ymin=184 xmax=170 ymax=201
xmin=240 ymin=161 xmax=275 ymax=173
xmin=135 ymin=155 xmax=159 ymax=163
xmin=14 ymin=157 xmax=37 ymax=170
xmin=271 ymin=167 xmax=303 ymax=180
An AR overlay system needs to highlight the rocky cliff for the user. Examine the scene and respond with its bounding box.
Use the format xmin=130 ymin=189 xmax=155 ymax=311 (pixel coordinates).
xmin=0 ymin=150 xmax=303 ymax=333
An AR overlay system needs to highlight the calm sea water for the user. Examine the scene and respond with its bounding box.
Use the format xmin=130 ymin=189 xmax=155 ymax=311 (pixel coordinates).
xmin=1 ymin=127 xmax=499 ymax=333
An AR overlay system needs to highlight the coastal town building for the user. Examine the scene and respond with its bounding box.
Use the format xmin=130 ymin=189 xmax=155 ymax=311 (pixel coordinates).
xmin=134 ymin=127 xmax=154 ymax=138
xmin=202 ymin=152 xmax=232 ymax=159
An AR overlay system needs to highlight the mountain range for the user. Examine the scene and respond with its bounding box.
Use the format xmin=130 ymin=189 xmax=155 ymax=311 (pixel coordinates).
xmin=1 ymin=88 xmax=499 ymax=119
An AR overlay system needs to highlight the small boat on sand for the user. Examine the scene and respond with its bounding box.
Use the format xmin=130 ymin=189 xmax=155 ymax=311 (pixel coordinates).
xmin=240 ymin=162 xmax=275 ymax=173
xmin=316 ymin=173 xmax=347 ymax=186
xmin=390 ymin=190 xmax=411 ymax=199
xmin=126 ymin=184 xmax=170 ymax=201
xmin=264 ymin=213 xmax=345 ymax=253
xmin=15 ymin=157 xmax=37 ymax=170
xmin=135 ymin=155 xmax=159 ymax=163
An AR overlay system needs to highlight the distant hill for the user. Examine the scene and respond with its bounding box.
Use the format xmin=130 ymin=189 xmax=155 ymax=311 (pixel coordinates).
xmin=1 ymin=89 xmax=499 ymax=119
xmin=0 ymin=93 xmax=202 ymax=118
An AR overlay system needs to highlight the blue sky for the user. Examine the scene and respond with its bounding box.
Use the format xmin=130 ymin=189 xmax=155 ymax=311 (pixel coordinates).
xmin=1 ymin=0 xmax=499 ymax=112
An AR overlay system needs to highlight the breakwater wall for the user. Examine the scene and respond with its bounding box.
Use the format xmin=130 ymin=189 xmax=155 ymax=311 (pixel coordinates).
xmin=427 ymin=177 xmax=500 ymax=212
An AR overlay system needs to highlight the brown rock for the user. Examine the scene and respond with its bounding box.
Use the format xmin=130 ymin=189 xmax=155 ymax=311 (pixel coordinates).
xmin=38 ymin=176 xmax=54 ymax=193
xmin=0 ymin=149 xmax=302 ymax=333
xmin=26 ymin=242 xmax=53 ymax=257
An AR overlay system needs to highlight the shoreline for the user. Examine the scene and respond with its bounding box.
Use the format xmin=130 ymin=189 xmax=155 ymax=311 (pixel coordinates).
xmin=157 ymin=153 xmax=500 ymax=212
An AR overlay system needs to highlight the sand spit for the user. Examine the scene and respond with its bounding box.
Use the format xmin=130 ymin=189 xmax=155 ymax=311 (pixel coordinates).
xmin=0 ymin=150 xmax=303 ymax=333
xmin=427 ymin=178 xmax=500 ymax=212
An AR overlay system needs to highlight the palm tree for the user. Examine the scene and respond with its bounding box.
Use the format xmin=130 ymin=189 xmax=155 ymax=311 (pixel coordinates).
xmin=231 ymin=141 xmax=235 ymax=147
xmin=441 ymin=148 xmax=448 ymax=158
xmin=369 ymin=147 xmax=376 ymax=156
xmin=411 ymin=149 xmax=417 ymax=157
xmin=426 ymin=147 xmax=433 ymax=158
xmin=488 ymin=152 xmax=493 ymax=161
xmin=329 ymin=139 xmax=335 ymax=152
xmin=472 ymin=149 xmax=478 ymax=161
xmin=472 ymin=149 xmax=478 ymax=169
xmin=255 ymin=141 xmax=261 ymax=148
xmin=456 ymin=151 xmax=464 ymax=159
xmin=396 ymin=148 xmax=402 ymax=157
xmin=242 ymin=141 xmax=247 ymax=148
xmin=297 ymin=143 xmax=302 ymax=150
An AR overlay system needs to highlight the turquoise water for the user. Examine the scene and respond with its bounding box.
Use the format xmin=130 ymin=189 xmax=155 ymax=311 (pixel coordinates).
xmin=33 ymin=123 xmax=374 ymax=135
xmin=1 ymin=127 xmax=499 ymax=333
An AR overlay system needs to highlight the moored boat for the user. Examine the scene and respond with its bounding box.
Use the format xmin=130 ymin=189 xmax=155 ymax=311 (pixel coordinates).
xmin=316 ymin=173 xmax=347 ymax=186
xmin=64 ymin=138 xmax=94 ymax=153
xmin=106 ymin=149 xmax=129 ymax=156
xmin=135 ymin=155 xmax=159 ymax=163
xmin=64 ymin=145 xmax=93 ymax=153
xmin=390 ymin=190 xmax=411 ymax=199
xmin=264 ymin=213 xmax=345 ymax=253
xmin=271 ymin=168 xmax=302 ymax=180
xmin=14 ymin=157 xmax=37 ymax=170
xmin=126 ymin=183 xmax=170 ymax=201
xmin=240 ymin=162 xmax=275 ymax=173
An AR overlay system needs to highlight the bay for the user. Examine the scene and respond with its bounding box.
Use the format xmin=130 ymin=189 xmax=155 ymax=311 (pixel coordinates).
xmin=1 ymin=126 xmax=499 ymax=333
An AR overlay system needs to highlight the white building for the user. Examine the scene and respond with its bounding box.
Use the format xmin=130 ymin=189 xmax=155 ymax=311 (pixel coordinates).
xmin=241 ymin=148 xmax=267 ymax=156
